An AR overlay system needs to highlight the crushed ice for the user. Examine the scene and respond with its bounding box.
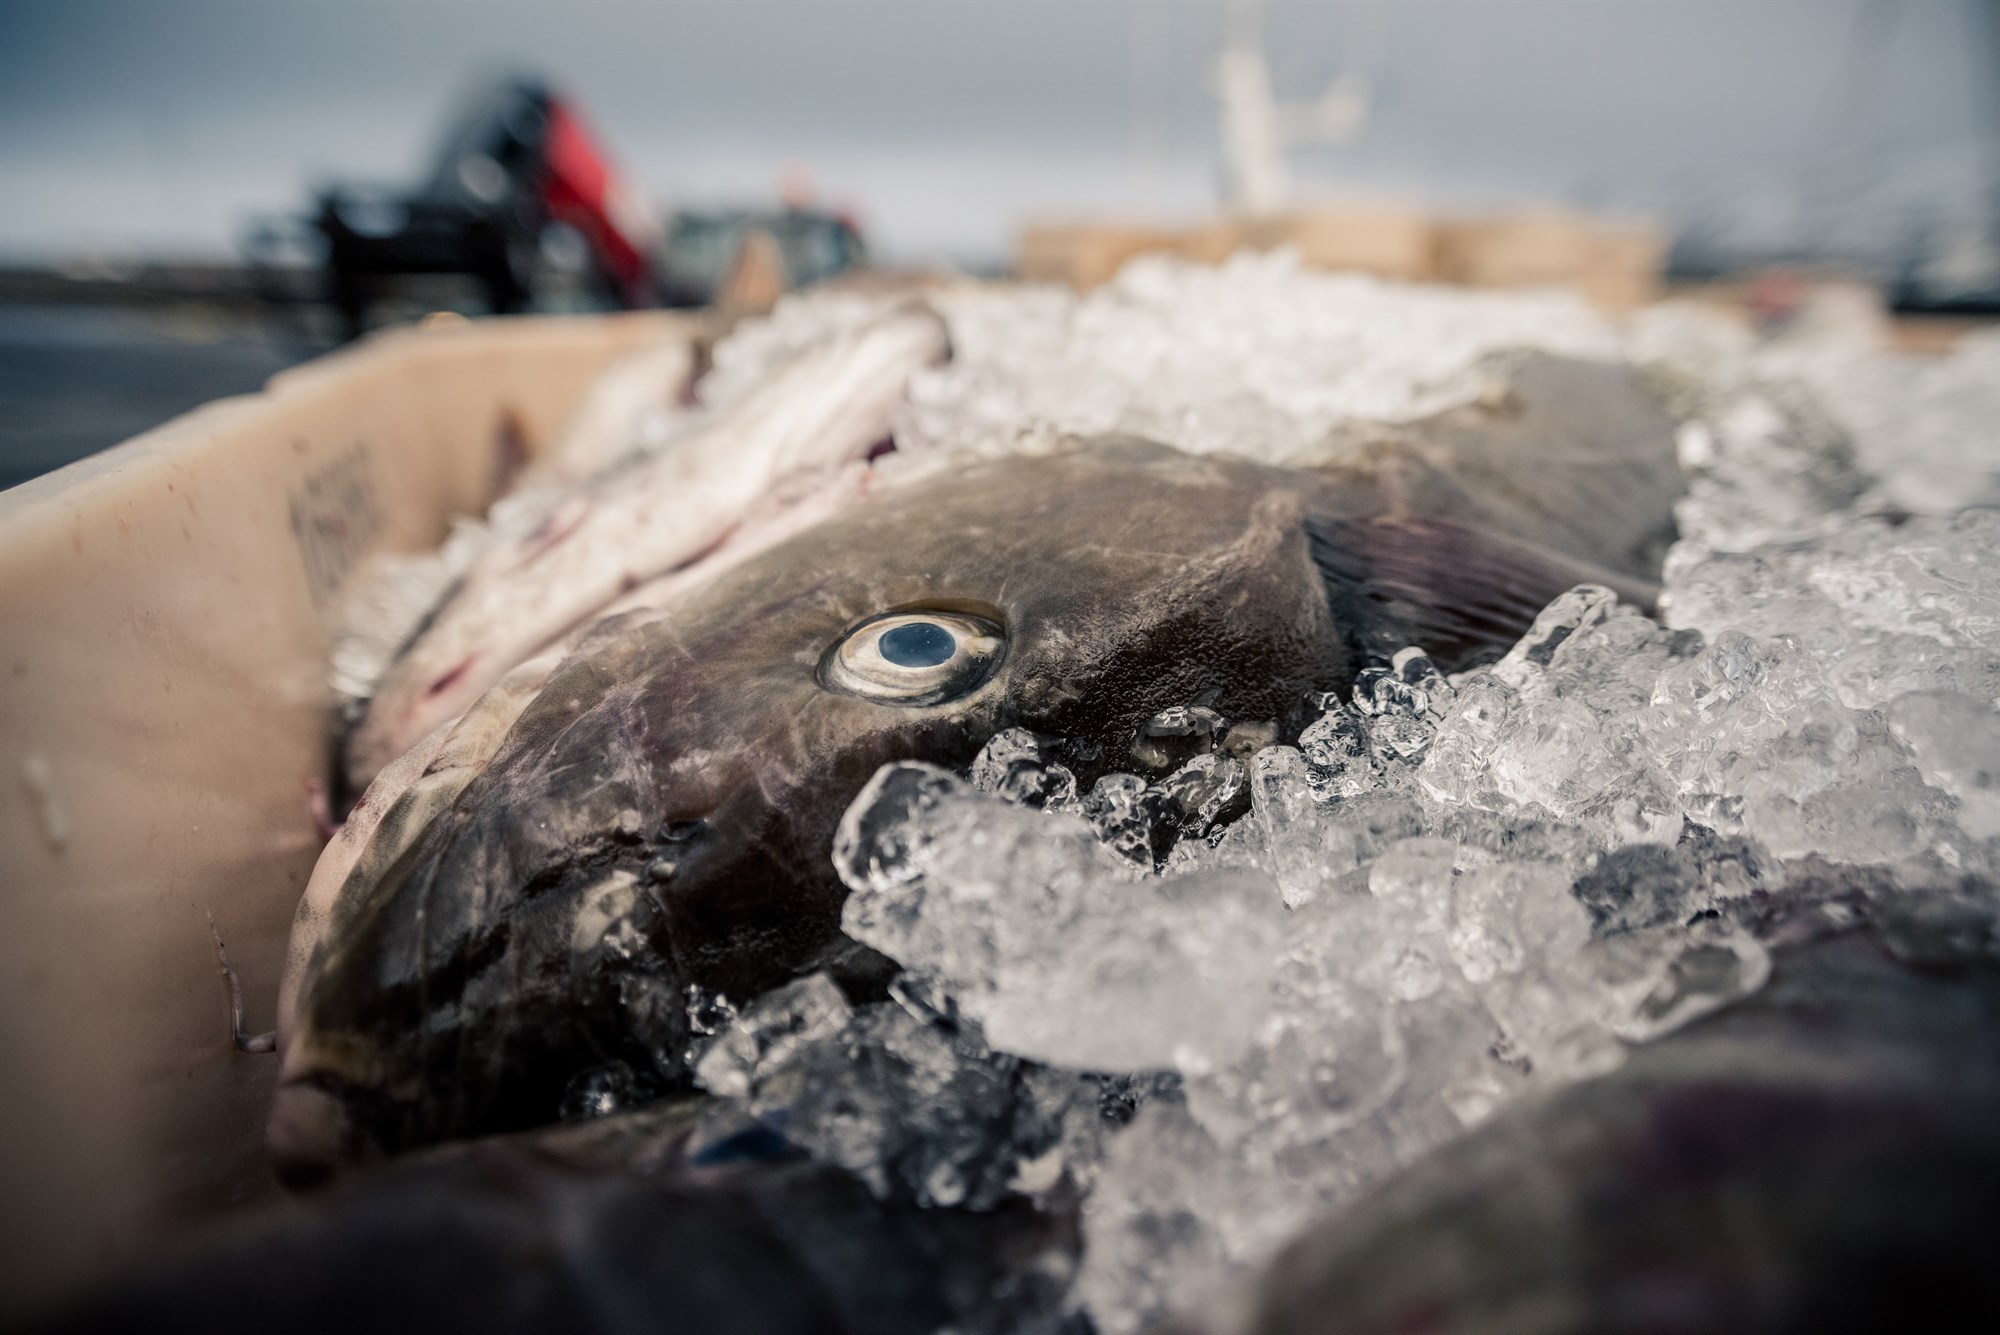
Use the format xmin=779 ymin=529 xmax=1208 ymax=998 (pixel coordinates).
xmin=671 ymin=254 xmax=2000 ymax=1330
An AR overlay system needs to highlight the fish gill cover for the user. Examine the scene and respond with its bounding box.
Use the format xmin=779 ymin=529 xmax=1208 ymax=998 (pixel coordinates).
xmin=333 ymin=251 xmax=2000 ymax=1331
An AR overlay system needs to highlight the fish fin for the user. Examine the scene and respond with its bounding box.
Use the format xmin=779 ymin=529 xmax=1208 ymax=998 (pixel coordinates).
xmin=1319 ymin=353 xmax=1686 ymax=584
xmin=1306 ymin=513 xmax=1658 ymax=671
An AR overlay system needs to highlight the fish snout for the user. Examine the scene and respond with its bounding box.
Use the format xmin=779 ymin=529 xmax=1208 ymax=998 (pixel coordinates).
xmin=267 ymin=802 xmax=828 ymax=1168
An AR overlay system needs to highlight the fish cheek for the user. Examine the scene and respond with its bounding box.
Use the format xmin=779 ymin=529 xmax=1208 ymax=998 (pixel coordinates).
xmin=1002 ymin=533 xmax=1348 ymax=775
xmin=609 ymin=682 xmax=960 ymax=993
xmin=755 ymin=681 xmax=1010 ymax=857
xmin=1016 ymin=626 xmax=1232 ymax=776
xmin=644 ymin=784 xmax=843 ymax=991
xmin=550 ymin=678 xmax=919 ymax=1084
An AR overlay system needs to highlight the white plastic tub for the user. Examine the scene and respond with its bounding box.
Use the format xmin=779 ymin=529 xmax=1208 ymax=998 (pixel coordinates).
xmin=0 ymin=310 xmax=704 ymax=1315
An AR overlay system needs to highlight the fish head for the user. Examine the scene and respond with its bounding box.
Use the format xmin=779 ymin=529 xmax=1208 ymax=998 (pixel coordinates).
xmin=269 ymin=440 xmax=1360 ymax=1177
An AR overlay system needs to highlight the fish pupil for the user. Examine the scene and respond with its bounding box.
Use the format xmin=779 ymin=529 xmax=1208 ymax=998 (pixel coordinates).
xmin=879 ymin=621 xmax=956 ymax=668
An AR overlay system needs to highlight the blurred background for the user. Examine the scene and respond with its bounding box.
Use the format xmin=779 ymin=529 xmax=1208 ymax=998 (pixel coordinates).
xmin=4 ymin=0 xmax=1997 ymax=486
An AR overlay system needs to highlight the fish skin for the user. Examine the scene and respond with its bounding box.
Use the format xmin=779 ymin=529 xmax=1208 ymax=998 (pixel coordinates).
xmin=278 ymin=646 xmax=569 ymax=1055
xmin=559 ymin=456 xmax=897 ymax=649
xmin=274 ymin=354 xmax=1686 ymax=1176
xmin=1174 ymin=887 xmax=2000 ymax=1335
xmin=41 ymin=1099 xmax=1078 ymax=1335
xmin=344 ymin=304 xmax=950 ymax=790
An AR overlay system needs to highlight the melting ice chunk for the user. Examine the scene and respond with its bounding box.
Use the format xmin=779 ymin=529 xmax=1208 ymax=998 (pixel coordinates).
xmin=1889 ymin=691 xmax=2000 ymax=839
xmin=835 ymin=762 xmax=1285 ymax=1072
xmin=695 ymin=972 xmax=1096 ymax=1210
xmin=1129 ymin=704 xmax=1228 ymax=772
xmin=693 ymin=973 xmax=852 ymax=1100
xmin=968 ymin=726 xmax=1079 ymax=810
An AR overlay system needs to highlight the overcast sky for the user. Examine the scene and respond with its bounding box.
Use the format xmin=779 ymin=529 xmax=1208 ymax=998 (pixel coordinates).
xmin=0 ymin=0 xmax=1990 ymax=264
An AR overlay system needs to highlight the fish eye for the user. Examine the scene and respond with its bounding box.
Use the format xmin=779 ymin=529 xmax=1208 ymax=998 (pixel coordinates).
xmin=820 ymin=610 xmax=1005 ymax=705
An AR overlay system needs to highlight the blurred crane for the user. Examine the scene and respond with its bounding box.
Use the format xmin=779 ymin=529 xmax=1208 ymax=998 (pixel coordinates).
xmin=1215 ymin=0 xmax=1370 ymax=215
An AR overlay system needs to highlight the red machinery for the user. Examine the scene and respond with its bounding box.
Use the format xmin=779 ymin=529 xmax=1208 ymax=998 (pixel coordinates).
xmin=314 ymin=77 xmax=660 ymax=337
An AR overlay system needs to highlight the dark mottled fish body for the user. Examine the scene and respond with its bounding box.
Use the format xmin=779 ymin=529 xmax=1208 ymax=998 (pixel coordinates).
xmin=273 ymin=353 xmax=1685 ymax=1174
xmin=41 ymin=1100 xmax=1075 ymax=1335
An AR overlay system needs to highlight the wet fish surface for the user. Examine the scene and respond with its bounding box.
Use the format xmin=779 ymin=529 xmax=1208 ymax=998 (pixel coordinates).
xmin=272 ymin=352 xmax=1685 ymax=1175
xmin=40 ymin=1098 xmax=1077 ymax=1335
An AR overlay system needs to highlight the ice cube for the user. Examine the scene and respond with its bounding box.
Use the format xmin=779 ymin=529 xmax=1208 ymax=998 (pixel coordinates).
xmin=1130 ymin=704 xmax=1229 ymax=772
xmin=1298 ymin=703 xmax=1379 ymax=801
xmin=1446 ymin=862 xmax=1587 ymax=985
xmin=1084 ymin=772 xmax=1164 ymax=866
xmin=1593 ymin=921 xmax=1773 ymax=1044
xmin=692 ymin=973 xmax=853 ymax=1101
xmin=1152 ymin=752 xmax=1252 ymax=842
xmin=1489 ymin=585 xmax=1622 ymax=692
xmin=1889 ymin=690 xmax=2000 ymax=839
xmin=968 ymin=726 xmax=1078 ymax=810
xmin=835 ymin=762 xmax=1284 ymax=1072
xmin=1418 ymin=673 xmax=1520 ymax=811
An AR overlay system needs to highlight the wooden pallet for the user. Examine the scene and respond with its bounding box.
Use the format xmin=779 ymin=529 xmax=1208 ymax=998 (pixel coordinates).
xmin=1018 ymin=208 xmax=1666 ymax=310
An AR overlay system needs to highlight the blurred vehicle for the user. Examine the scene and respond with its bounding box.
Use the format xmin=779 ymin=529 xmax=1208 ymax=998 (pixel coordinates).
xmin=656 ymin=207 xmax=868 ymax=309
xmin=312 ymin=76 xmax=660 ymax=337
